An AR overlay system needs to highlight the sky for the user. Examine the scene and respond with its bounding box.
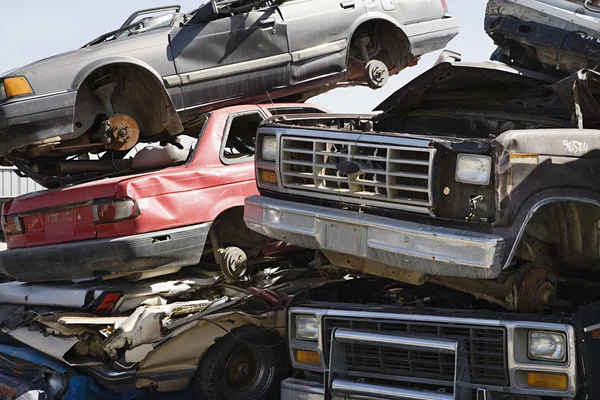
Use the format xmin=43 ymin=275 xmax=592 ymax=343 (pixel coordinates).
xmin=0 ymin=0 xmax=496 ymax=113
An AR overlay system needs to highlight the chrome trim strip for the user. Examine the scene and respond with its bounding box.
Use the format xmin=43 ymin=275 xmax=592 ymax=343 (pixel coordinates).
xmin=2 ymin=89 xmax=70 ymax=104
xmin=334 ymin=329 xmax=458 ymax=353
xmin=584 ymin=323 xmax=600 ymax=333
xmin=331 ymin=379 xmax=453 ymax=400
xmin=162 ymin=75 xmax=182 ymax=87
xmin=179 ymin=53 xmax=292 ymax=85
xmin=291 ymin=39 xmax=347 ymax=62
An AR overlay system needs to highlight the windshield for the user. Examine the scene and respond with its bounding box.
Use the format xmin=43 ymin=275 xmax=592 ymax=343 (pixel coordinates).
xmin=115 ymin=13 xmax=177 ymax=39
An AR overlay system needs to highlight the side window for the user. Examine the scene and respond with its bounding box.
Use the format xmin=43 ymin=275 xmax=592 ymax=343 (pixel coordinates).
xmin=221 ymin=112 xmax=263 ymax=162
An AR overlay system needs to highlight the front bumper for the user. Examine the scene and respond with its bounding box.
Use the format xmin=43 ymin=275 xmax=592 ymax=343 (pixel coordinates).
xmin=0 ymin=223 xmax=210 ymax=282
xmin=244 ymin=196 xmax=506 ymax=279
xmin=281 ymin=378 xmax=325 ymax=400
xmin=0 ymin=90 xmax=76 ymax=156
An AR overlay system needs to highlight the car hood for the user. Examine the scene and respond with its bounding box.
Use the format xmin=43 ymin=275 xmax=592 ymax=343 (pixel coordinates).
xmin=373 ymin=61 xmax=554 ymax=118
xmin=0 ymin=28 xmax=171 ymax=94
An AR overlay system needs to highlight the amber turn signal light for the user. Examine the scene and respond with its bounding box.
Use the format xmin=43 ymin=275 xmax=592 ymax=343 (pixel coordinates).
xmin=527 ymin=372 xmax=568 ymax=390
xmin=259 ymin=169 xmax=278 ymax=185
xmin=3 ymin=77 xmax=33 ymax=98
xmin=295 ymin=349 xmax=321 ymax=365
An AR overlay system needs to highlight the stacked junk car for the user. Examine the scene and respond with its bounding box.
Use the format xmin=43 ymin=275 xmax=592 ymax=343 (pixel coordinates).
xmin=8 ymin=0 xmax=600 ymax=399
xmin=0 ymin=0 xmax=459 ymax=399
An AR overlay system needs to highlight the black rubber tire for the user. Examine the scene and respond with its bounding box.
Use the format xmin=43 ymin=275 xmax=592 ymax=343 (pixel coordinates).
xmin=193 ymin=324 xmax=289 ymax=400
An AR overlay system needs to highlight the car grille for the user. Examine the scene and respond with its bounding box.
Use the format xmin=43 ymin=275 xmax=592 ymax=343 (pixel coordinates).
xmin=323 ymin=316 xmax=509 ymax=388
xmin=279 ymin=136 xmax=435 ymax=213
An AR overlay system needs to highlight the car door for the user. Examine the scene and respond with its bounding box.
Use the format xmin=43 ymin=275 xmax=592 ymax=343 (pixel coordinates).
xmin=169 ymin=3 xmax=290 ymax=111
xmin=277 ymin=0 xmax=366 ymax=83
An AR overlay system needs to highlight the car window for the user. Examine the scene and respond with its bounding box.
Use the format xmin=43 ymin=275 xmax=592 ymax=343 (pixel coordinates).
xmin=221 ymin=113 xmax=263 ymax=161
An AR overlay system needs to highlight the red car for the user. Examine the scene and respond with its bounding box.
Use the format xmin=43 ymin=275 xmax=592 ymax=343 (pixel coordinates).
xmin=0 ymin=103 xmax=323 ymax=282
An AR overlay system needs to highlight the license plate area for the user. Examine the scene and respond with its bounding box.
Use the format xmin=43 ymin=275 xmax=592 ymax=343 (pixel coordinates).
xmin=322 ymin=221 xmax=367 ymax=255
xmin=45 ymin=210 xmax=76 ymax=236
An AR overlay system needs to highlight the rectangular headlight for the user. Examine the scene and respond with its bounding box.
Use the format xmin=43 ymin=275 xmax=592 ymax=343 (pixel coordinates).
xmin=455 ymin=153 xmax=492 ymax=185
xmin=296 ymin=315 xmax=319 ymax=341
xmin=261 ymin=136 xmax=277 ymax=162
xmin=528 ymin=331 xmax=566 ymax=362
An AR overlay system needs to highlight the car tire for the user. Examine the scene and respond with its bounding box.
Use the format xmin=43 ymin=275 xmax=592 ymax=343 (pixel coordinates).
xmin=193 ymin=324 xmax=288 ymax=400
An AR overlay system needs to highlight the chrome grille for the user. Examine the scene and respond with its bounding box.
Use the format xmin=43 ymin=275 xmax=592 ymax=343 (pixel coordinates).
xmin=324 ymin=317 xmax=509 ymax=388
xmin=280 ymin=136 xmax=435 ymax=212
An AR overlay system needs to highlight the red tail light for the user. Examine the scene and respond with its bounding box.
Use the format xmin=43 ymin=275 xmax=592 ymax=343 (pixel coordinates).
xmin=1 ymin=201 xmax=24 ymax=235
xmin=89 ymin=292 xmax=123 ymax=314
xmin=441 ymin=0 xmax=449 ymax=13
xmin=92 ymin=197 xmax=140 ymax=224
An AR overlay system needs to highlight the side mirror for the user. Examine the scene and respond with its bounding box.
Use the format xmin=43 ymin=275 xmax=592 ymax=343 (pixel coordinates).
xmin=194 ymin=1 xmax=219 ymax=23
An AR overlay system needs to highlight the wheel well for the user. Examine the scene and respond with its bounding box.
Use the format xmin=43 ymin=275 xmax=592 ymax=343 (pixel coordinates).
xmin=518 ymin=201 xmax=600 ymax=270
xmin=73 ymin=63 xmax=182 ymax=140
xmin=208 ymin=207 xmax=267 ymax=258
xmin=346 ymin=19 xmax=413 ymax=81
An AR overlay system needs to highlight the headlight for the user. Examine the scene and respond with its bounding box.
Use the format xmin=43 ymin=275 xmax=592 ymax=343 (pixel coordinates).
xmin=0 ymin=82 xmax=6 ymax=101
xmin=455 ymin=154 xmax=492 ymax=185
xmin=3 ymin=76 xmax=33 ymax=98
xmin=296 ymin=315 xmax=319 ymax=341
xmin=261 ymin=136 xmax=277 ymax=162
xmin=528 ymin=331 xmax=566 ymax=362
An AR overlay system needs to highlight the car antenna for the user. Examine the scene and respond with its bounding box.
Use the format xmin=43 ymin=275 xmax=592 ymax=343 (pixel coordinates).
xmin=266 ymin=90 xmax=277 ymax=114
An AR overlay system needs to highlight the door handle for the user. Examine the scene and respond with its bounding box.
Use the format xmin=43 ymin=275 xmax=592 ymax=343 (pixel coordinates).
xmin=259 ymin=17 xmax=276 ymax=26
xmin=340 ymin=1 xmax=355 ymax=9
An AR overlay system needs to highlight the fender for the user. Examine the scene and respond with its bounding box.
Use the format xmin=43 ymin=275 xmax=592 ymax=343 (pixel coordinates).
xmin=499 ymin=189 xmax=600 ymax=270
xmin=72 ymin=56 xmax=183 ymax=134
xmin=345 ymin=14 xmax=410 ymax=65
xmin=204 ymin=180 xmax=258 ymax=223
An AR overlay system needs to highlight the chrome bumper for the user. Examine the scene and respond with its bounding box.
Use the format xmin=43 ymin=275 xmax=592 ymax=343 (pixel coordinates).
xmin=281 ymin=378 xmax=325 ymax=400
xmin=281 ymin=378 xmax=497 ymax=400
xmin=244 ymin=196 xmax=506 ymax=279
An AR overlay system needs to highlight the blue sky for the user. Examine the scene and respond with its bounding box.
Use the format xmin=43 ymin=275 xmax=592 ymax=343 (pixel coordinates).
xmin=0 ymin=0 xmax=496 ymax=112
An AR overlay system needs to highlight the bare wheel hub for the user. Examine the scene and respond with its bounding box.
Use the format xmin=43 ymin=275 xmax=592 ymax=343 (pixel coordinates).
xmin=365 ymin=60 xmax=389 ymax=89
xmin=516 ymin=266 xmax=557 ymax=314
xmin=101 ymin=114 xmax=140 ymax=151
xmin=220 ymin=246 xmax=248 ymax=281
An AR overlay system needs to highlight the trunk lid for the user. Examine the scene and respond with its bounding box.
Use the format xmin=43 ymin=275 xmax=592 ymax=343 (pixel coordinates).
xmin=5 ymin=176 xmax=126 ymax=248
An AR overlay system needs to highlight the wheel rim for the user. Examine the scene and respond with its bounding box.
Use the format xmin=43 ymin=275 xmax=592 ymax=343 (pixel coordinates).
xmin=224 ymin=347 xmax=267 ymax=395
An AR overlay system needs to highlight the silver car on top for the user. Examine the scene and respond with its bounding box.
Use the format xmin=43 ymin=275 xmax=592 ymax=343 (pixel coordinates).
xmin=0 ymin=0 xmax=458 ymax=171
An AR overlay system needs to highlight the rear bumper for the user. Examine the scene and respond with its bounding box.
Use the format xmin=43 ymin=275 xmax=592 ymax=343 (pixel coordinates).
xmin=403 ymin=16 xmax=460 ymax=56
xmin=0 ymin=223 xmax=210 ymax=282
xmin=0 ymin=91 xmax=76 ymax=156
xmin=244 ymin=196 xmax=506 ymax=279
